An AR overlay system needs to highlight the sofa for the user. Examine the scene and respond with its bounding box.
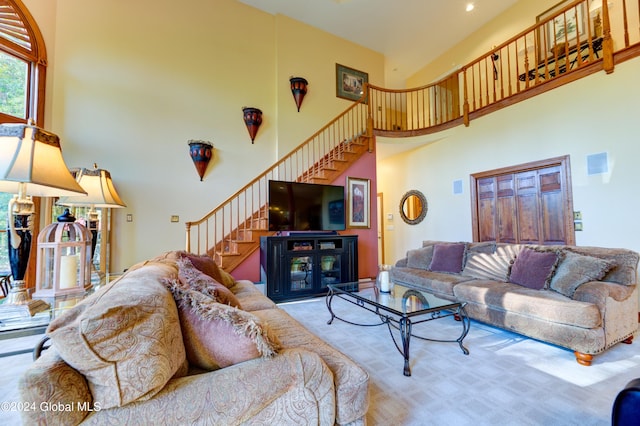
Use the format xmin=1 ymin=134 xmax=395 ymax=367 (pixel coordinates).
xmin=391 ymin=240 xmax=639 ymax=366
xmin=19 ymin=251 xmax=369 ymax=425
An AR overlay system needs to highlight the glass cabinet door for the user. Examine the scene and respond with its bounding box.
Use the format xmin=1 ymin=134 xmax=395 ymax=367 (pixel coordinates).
xmin=289 ymin=255 xmax=313 ymax=292
xmin=320 ymin=254 xmax=341 ymax=288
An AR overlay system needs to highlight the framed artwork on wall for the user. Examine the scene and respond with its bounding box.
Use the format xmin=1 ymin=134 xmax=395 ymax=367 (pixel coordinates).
xmin=536 ymin=0 xmax=589 ymax=58
xmin=347 ymin=177 xmax=370 ymax=228
xmin=336 ymin=64 xmax=368 ymax=102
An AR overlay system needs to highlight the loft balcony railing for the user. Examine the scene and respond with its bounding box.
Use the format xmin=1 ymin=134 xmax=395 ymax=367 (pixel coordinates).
xmin=371 ymin=0 xmax=639 ymax=136
xmin=186 ymin=0 xmax=639 ymax=265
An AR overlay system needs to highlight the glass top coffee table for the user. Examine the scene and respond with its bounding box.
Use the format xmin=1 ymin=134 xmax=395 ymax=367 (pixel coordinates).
xmin=326 ymin=282 xmax=470 ymax=376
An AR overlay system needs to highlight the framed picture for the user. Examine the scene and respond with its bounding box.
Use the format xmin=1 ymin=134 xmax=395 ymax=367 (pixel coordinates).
xmin=346 ymin=177 xmax=370 ymax=228
xmin=336 ymin=63 xmax=368 ymax=102
xmin=536 ymin=0 xmax=588 ymax=58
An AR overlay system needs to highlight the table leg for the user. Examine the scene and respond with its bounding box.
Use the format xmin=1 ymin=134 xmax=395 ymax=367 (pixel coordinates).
xmin=457 ymin=306 xmax=471 ymax=355
xmin=326 ymin=288 xmax=336 ymax=324
xmin=399 ymin=317 xmax=412 ymax=376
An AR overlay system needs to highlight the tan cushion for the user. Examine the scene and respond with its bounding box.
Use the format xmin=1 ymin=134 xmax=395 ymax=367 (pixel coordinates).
xmin=177 ymin=257 xmax=241 ymax=308
xmin=406 ymin=246 xmax=434 ymax=269
xmin=550 ymin=251 xmax=613 ymax=297
xmin=164 ymin=278 xmax=280 ymax=371
xmin=462 ymin=252 xmax=511 ymax=282
xmin=46 ymin=263 xmax=187 ymax=409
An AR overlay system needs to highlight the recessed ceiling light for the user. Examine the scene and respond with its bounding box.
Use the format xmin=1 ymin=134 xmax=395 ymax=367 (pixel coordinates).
xmin=466 ymin=3 xmax=475 ymax=12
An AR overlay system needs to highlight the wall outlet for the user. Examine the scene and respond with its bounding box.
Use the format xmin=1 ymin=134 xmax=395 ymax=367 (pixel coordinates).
xmin=574 ymin=221 xmax=583 ymax=231
xmin=170 ymin=215 xmax=179 ymax=223
xmin=126 ymin=214 xmax=133 ymax=222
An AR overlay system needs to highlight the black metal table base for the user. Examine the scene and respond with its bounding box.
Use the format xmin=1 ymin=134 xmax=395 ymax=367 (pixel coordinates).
xmin=326 ymin=289 xmax=470 ymax=376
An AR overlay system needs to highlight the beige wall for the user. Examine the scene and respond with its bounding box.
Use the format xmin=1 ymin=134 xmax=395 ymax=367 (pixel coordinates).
xmin=408 ymin=0 xmax=559 ymax=86
xmin=23 ymin=0 xmax=384 ymax=274
xmin=378 ymin=58 xmax=640 ymax=264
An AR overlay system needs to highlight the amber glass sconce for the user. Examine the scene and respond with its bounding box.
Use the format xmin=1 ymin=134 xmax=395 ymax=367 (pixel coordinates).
xmin=188 ymin=140 xmax=214 ymax=181
xmin=289 ymin=77 xmax=308 ymax=112
xmin=242 ymin=107 xmax=262 ymax=144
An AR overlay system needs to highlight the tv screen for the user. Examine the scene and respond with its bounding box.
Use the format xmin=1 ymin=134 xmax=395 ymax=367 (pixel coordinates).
xmin=268 ymin=180 xmax=345 ymax=231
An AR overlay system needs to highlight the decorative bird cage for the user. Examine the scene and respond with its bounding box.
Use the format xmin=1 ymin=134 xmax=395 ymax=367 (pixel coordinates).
xmin=34 ymin=217 xmax=92 ymax=298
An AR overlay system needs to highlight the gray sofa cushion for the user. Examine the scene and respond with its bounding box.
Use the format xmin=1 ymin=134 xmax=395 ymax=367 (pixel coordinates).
xmin=406 ymin=246 xmax=434 ymax=269
xmin=550 ymin=251 xmax=613 ymax=297
xmin=390 ymin=267 xmax=474 ymax=299
xmin=453 ymin=281 xmax=602 ymax=329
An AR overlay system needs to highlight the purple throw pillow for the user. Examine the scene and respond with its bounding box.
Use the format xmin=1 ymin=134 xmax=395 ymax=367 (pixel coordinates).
xmin=509 ymin=247 xmax=559 ymax=290
xmin=428 ymin=243 xmax=466 ymax=273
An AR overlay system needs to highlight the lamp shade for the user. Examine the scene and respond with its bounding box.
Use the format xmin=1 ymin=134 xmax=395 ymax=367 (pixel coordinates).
xmin=57 ymin=167 xmax=126 ymax=208
xmin=0 ymin=122 xmax=87 ymax=197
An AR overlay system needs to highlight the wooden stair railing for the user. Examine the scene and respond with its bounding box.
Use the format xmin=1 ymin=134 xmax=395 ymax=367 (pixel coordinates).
xmin=187 ymin=0 xmax=640 ymax=270
xmin=185 ymin=98 xmax=372 ymax=271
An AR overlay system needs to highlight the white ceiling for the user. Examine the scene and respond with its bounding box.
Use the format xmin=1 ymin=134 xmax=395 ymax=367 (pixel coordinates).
xmin=238 ymin=0 xmax=519 ymax=88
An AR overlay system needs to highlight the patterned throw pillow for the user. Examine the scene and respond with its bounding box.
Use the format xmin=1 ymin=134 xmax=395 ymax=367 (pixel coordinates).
xmin=177 ymin=257 xmax=241 ymax=308
xmin=164 ymin=279 xmax=280 ymax=370
xmin=428 ymin=243 xmax=467 ymax=273
xmin=508 ymin=247 xmax=560 ymax=290
xmin=549 ymin=251 xmax=613 ymax=297
xmin=46 ymin=263 xmax=187 ymax=409
xmin=181 ymin=252 xmax=236 ymax=288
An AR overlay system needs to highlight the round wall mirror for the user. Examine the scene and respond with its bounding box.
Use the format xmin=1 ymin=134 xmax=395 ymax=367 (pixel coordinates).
xmin=399 ymin=190 xmax=427 ymax=225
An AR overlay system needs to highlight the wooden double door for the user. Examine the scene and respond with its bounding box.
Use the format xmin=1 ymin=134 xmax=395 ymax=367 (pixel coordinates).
xmin=470 ymin=156 xmax=575 ymax=245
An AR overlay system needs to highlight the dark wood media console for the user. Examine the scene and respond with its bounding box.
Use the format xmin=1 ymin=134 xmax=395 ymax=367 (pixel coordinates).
xmin=260 ymin=235 xmax=358 ymax=302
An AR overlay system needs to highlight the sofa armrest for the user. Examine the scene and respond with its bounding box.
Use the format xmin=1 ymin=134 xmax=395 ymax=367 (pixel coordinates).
xmin=573 ymin=281 xmax=636 ymax=305
xmin=19 ymin=348 xmax=92 ymax=426
xmin=81 ymin=348 xmax=336 ymax=426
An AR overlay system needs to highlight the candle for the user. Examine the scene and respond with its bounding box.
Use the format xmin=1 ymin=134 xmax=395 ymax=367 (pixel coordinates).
xmin=59 ymin=255 xmax=78 ymax=289
xmin=380 ymin=270 xmax=390 ymax=292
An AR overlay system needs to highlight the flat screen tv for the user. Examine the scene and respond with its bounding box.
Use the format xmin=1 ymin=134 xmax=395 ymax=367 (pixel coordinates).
xmin=268 ymin=180 xmax=345 ymax=232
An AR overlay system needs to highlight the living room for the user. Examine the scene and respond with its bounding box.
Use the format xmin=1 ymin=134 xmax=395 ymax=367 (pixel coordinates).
xmin=1 ymin=0 xmax=640 ymax=424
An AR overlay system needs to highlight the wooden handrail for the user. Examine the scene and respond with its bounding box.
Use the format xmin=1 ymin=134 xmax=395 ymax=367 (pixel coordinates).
xmin=185 ymin=92 xmax=371 ymax=258
xmin=186 ymin=0 xmax=640 ymax=264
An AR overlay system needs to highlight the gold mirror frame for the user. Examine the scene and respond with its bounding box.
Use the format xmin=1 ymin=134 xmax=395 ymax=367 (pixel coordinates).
xmin=399 ymin=190 xmax=428 ymax=225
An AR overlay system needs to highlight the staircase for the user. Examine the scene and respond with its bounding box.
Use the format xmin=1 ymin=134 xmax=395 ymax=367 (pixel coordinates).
xmin=185 ymin=101 xmax=373 ymax=272
xmin=187 ymin=0 xmax=640 ymax=271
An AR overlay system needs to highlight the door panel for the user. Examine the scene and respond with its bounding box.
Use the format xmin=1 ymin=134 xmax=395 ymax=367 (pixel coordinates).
xmin=470 ymin=156 xmax=574 ymax=245
xmin=478 ymin=178 xmax=496 ymax=241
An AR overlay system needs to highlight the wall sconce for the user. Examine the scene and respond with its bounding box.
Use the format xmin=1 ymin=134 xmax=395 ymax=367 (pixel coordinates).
xmin=289 ymin=77 xmax=308 ymax=112
xmin=188 ymin=140 xmax=214 ymax=181
xmin=242 ymin=107 xmax=262 ymax=144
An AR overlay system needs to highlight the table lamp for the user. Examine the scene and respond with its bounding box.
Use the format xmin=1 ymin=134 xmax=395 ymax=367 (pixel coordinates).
xmin=0 ymin=121 xmax=87 ymax=315
xmin=57 ymin=165 xmax=126 ymax=279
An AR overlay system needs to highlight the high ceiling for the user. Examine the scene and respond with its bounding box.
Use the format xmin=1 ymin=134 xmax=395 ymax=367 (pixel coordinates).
xmin=238 ymin=0 xmax=519 ymax=88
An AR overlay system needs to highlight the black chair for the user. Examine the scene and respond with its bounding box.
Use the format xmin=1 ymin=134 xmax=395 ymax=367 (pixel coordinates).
xmin=612 ymin=378 xmax=640 ymax=426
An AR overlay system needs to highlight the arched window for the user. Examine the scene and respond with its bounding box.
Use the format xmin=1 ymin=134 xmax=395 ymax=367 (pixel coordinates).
xmin=0 ymin=0 xmax=47 ymax=125
xmin=0 ymin=0 xmax=47 ymax=277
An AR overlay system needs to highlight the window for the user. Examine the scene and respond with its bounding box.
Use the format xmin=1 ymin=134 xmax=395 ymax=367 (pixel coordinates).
xmin=0 ymin=0 xmax=47 ymax=124
xmin=0 ymin=51 xmax=28 ymax=118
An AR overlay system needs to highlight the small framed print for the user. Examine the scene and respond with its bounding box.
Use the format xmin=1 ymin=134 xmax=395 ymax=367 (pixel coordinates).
xmin=336 ymin=63 xmax=368 ymax=102
xmin=347 ymin=177 xmax=370 ymax=228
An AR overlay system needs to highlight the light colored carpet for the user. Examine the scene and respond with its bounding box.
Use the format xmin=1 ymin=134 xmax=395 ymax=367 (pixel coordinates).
xmin=279 ymin=297 xmax=640 ymax=426
xmin=2 ymin=299 xmax=638 ymax=426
